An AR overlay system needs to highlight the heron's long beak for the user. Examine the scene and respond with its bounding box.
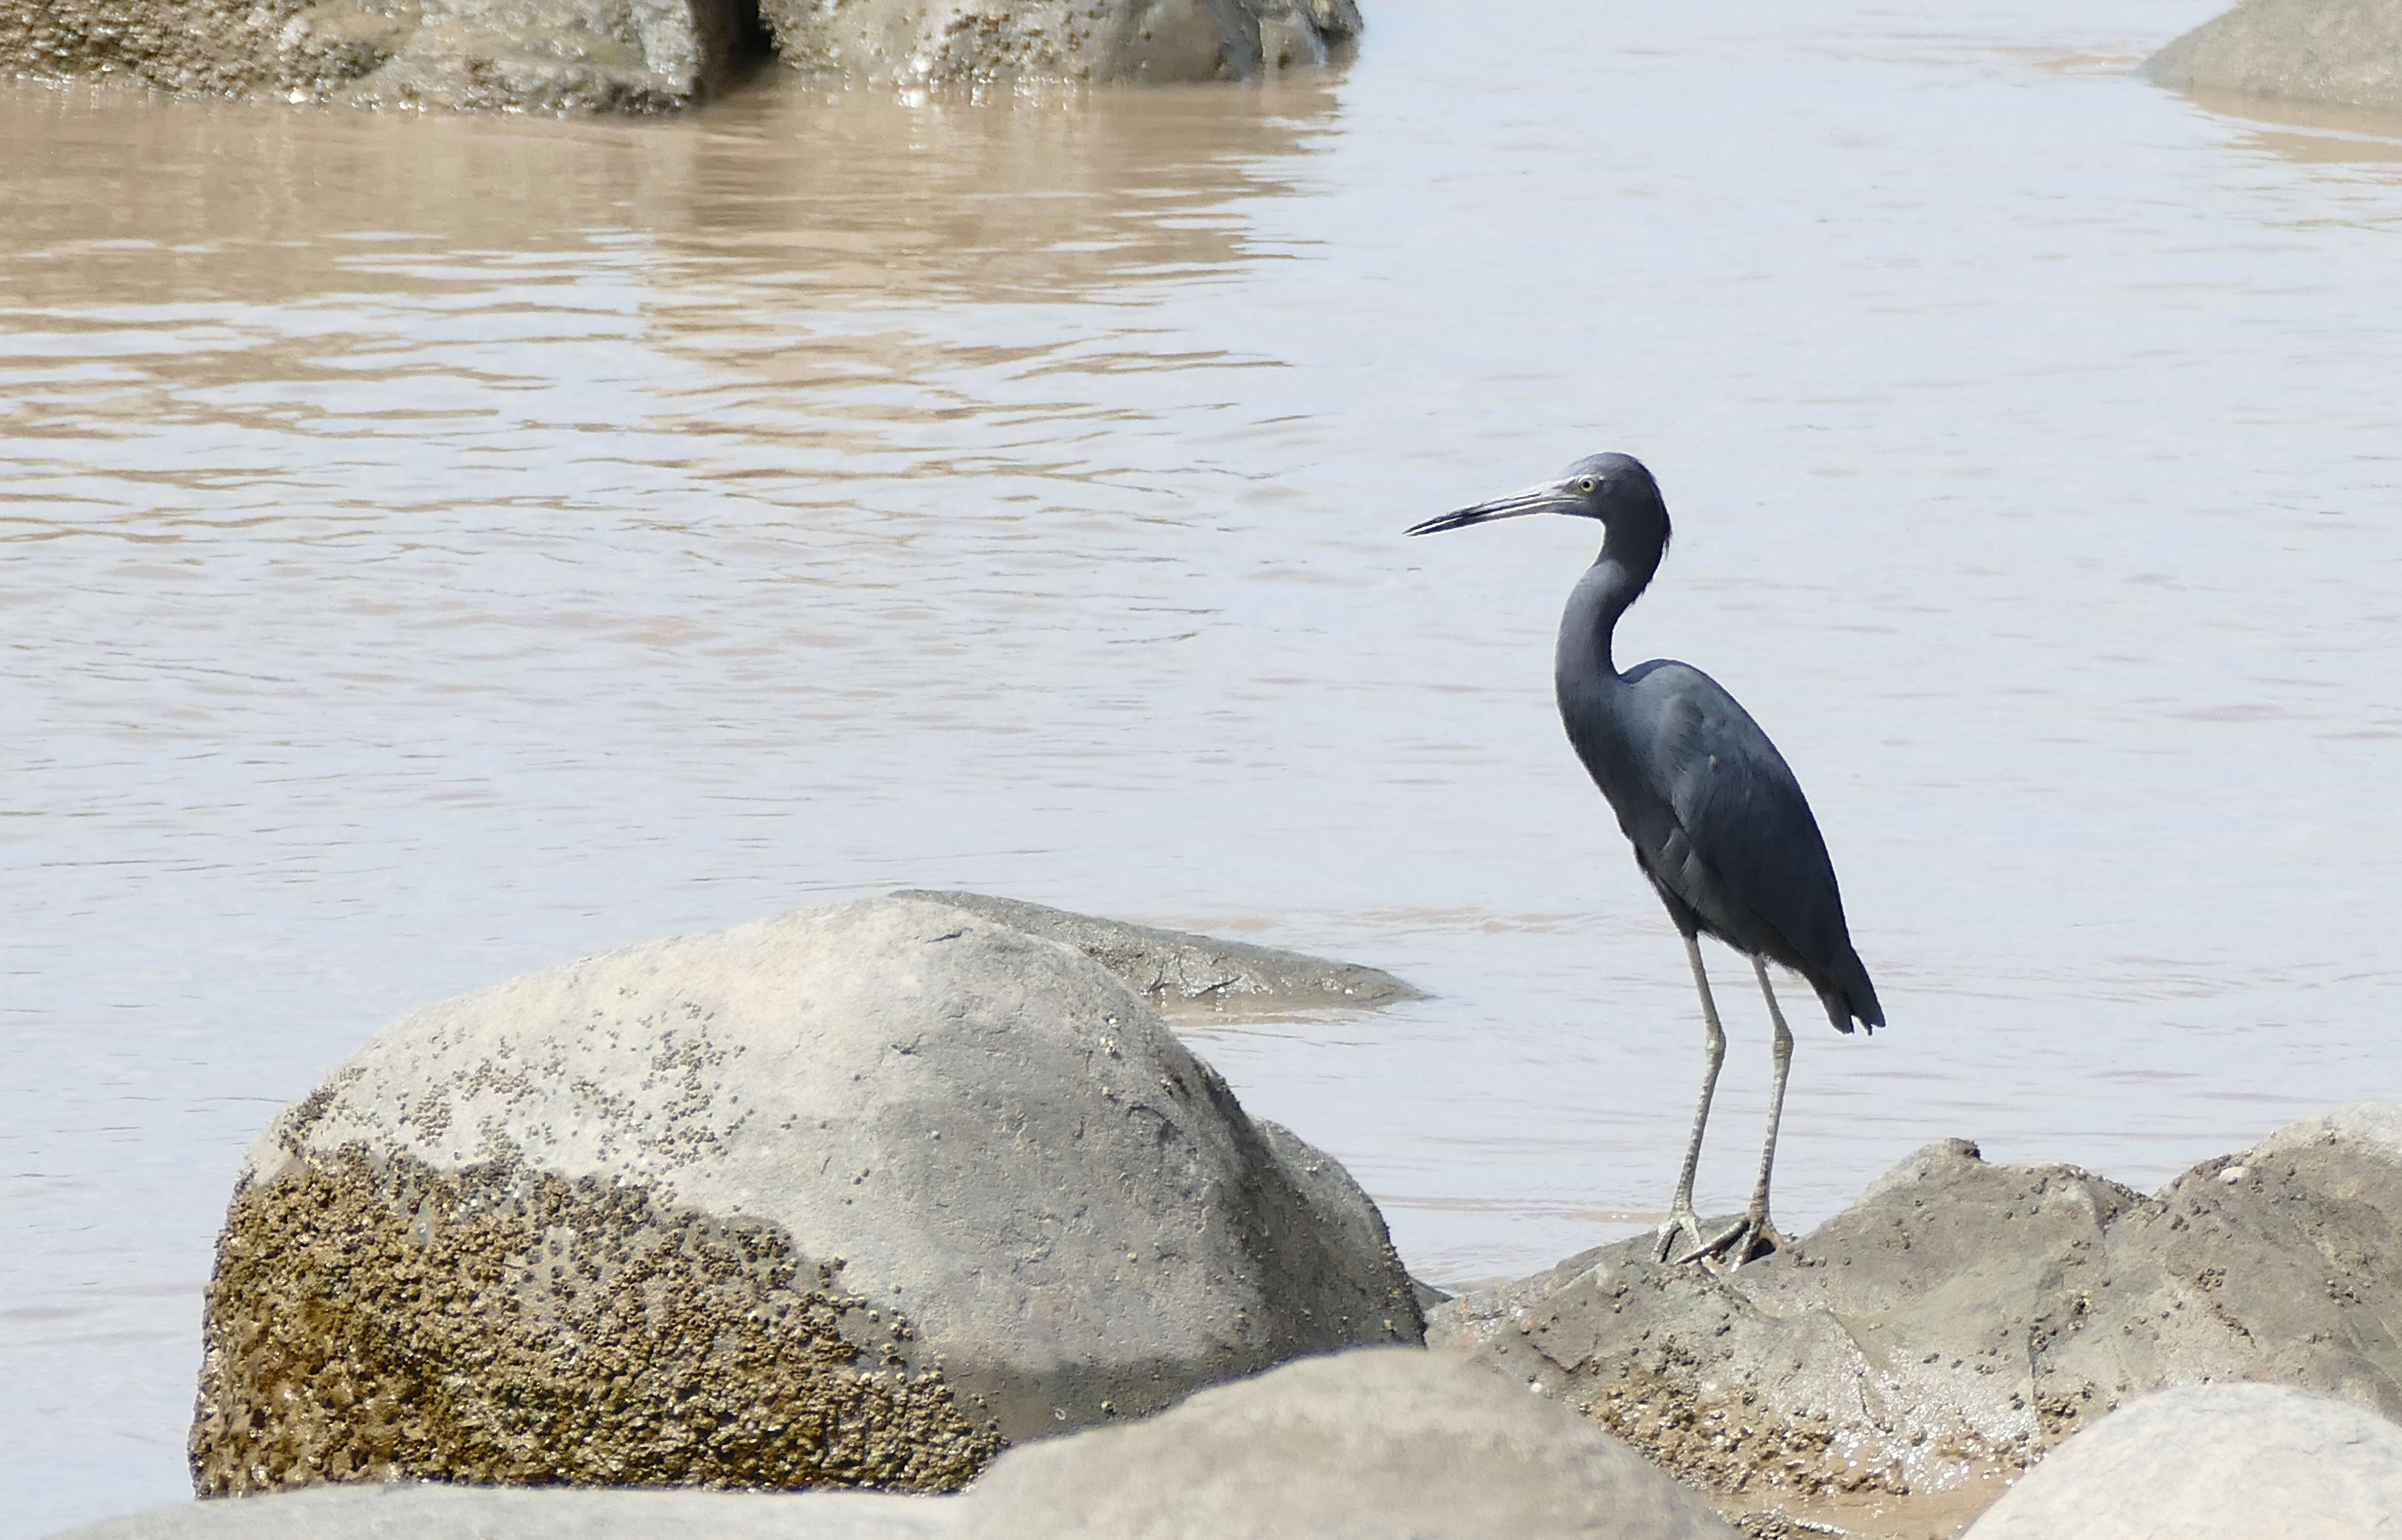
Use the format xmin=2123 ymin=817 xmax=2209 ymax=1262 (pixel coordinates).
xmin=1404 ymin=478 xmax=1583 ymax=537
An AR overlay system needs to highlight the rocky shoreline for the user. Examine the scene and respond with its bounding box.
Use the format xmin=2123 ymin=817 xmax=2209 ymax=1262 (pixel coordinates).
xmin=0 ymin=0 xmax=1364 ymax=114
xmin=40 ymin=893 xmax=2402 ymax=1537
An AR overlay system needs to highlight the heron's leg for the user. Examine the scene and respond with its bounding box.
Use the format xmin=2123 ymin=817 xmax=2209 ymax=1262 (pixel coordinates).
xmin=1681 ymin=959 xmax=1794 ymax=1267
xmin=1653 ymin=934 xmax=1727 ymax=1263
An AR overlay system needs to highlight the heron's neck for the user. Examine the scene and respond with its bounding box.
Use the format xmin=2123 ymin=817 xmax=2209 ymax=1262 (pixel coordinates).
xmin=1557 ymin=554 xmax=1647 ymax=685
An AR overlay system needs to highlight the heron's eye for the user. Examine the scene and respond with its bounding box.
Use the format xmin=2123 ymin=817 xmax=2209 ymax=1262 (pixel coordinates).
xmin=1577 ymin=477 xmax=1598 ymax=494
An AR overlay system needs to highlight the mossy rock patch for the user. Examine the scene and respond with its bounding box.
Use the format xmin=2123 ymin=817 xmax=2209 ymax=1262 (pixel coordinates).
xmin=192 ymin=1145 xmax=999 ymax=1497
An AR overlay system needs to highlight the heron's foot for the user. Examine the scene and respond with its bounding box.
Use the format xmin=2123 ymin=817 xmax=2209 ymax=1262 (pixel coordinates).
xmin=1653 ymin=1205 xmax=1711 ymax=1265
xmin=1675 ymin=1208 xmax=1782 ymax=1269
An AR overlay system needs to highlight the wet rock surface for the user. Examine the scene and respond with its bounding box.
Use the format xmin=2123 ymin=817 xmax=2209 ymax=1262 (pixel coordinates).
xmin=191 ymin=895 xmax=1421 ymax=1499
xmin=761 ymin=0 xmax=1360 ymax=85
xmin=0 ymin=0 xmax=760 ymax=112
xmin=2143 ymin=0 xmax=2402 ymax=114
xmin=1959 ymin=1381 xmax=2402 ymax=1539
xmin=1430 ymin=1105 xmax=2402 ymax=1538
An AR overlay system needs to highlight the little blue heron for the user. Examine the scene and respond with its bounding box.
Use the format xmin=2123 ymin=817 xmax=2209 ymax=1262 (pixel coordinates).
xmin=1406 ymin=452 xmax=1882 ymax=1267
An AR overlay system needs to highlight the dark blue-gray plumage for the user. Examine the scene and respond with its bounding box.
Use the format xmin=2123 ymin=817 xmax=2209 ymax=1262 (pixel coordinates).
xmin=1406 ymin=452 xmax=1882 ymax=1266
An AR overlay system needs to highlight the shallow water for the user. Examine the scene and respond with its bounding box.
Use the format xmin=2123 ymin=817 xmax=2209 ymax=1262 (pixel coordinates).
xmin=7 ymin=0 xmax=2402 ymax=1530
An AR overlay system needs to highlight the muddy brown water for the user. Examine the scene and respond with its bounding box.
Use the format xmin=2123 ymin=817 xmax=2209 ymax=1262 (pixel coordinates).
xmin=6 ymin=0 xmax=2402 ymax=1531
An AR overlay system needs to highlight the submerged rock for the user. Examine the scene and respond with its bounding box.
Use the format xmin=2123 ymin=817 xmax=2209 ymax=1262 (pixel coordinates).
xmin=1430 ymin=1105 xmax=2402 ymax=1530
xmin=190 ymin=894 xmax=1420 ymax=1499
xmin=0 ymin=0 xmax=758 ymax=112
xmin=893 ymin=890 xmax=1421 ymax=1010
xmin=761 ymin=0 xmax=1361 ymax=85
xmin=960 ymin=1346 xmax=1741 ymax=1540
xmin=2142 ymin=0 xmax=2402 ymax=114
xmin=1960 ymin=1382 xmax=2402 ymax=1539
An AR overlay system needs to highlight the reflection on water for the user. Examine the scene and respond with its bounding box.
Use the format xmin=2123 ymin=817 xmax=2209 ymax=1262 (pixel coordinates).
xmin=7 ymin=0 xmax=2402 ymax=1531
xmin=2178 ymin=86 xmax=2402 ymax=164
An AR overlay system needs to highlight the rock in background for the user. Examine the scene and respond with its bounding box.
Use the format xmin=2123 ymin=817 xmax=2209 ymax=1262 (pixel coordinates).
xmin=761 ymin=0 xmax=1360 ymax=85
xmin=0 ymin=0 xmax=1359 ymax=108
xmin=1430 ymin=1105 xmax=2402 ymax=1534
xmin=189 ymin=894 xmax=1421 ymax=1499
xmin=0 ymin=0 xmax=759 ymax=111
xmin=892 ymin=890 xmax=1419 ymax=1011
xmin=2143 ymin=0 xmax=2402 ymax=114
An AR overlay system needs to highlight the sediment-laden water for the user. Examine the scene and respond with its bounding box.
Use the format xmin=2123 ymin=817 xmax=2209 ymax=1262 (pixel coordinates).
xmin=6 ymin=0 xmax=2401 ymax=1530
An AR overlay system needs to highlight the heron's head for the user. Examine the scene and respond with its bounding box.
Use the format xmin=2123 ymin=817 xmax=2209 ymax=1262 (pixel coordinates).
xmin=1404 ymin=453 xmax=1671 ymax=569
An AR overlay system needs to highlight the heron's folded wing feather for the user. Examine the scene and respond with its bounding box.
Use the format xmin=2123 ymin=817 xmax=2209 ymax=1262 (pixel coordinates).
xmin=1644 ymin=670 xmax=1852 ymax=980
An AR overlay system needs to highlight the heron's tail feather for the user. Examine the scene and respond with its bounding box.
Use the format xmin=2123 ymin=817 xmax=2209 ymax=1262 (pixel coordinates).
xmin=1818 ymin=951 xmax=1882 ymax=1036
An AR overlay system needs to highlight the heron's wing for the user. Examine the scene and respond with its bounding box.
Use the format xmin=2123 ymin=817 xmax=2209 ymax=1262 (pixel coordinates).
xmin=1639 ymin=665 xmax=1852 ymax=984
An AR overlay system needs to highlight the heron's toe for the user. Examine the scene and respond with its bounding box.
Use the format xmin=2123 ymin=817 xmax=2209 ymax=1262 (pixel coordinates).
xmin=1652 ymin=1209 xmax=1709 ymax=1264
xmin=1676 ymin=1213 xmax=1782 ymax=1269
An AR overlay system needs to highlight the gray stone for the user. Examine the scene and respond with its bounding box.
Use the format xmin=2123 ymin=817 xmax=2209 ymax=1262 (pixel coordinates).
xmin=960 ymin=1346 xmax=1742 ymax=1540
xmin=1960 ymin=1382 xmax=2402 ymax=1539
xmin=48 ymin=1484 xmax=957 ymax=1540
xmin=191 ymin=895 xmax=1420 ymax=1500
xmin=760 ymin=0 xmax=1361 ymax=85
xmin=2036 ymin=1101 xmax=2402 ymax=1434
xmin=2142 ymin=0 xmax=2402 ymax=115
xmin=893 ymin=890 xmax=1421 ymax=1011
xmin=1430 ymin=1105 xmax=2402 ymax=1530
xmin=0 ymin=0 xmax=754 ymax=112
xmin=1430 ymin=1139 xmax=2139 ymax=1511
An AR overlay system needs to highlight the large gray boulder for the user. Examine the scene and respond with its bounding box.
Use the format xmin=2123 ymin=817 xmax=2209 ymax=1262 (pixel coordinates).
xmin=191 ymin=895 xmax=1420 ymax=1499
xmin=1430 ymin=1107 xmax=2402 ymax=1532
xmin=960 ymin=1346 xmax=1741 ymax=1540
xmin=1429 ymin=1139 xmax=2132 ymax=1522
xmin=2142 ymin=0 xmax=2402 ymax=114
xmin=761 ymin=0 xmax=1361 ymax=84
xmin=1961 ymin=1382 xmax=2402 ymax=1539
xmin=0 ymin=0 xmax=754 ymax=111
xmin=2040 ymin=1102 xmax=2402 ymax=1429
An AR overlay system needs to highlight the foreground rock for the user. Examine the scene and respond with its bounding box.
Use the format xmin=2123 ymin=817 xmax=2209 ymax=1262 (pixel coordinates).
xmin=0 ymin=0 xmax=757 ymax=112
xmin=51 ymin=1484 xmax=955 ymax=1540
xmin=74 ymin=1350 xmax=1734 ymax=1540
xmin=963 ymin=1346 xmax=1739 ymax=1539
xmin=2143 ymin=0 xmax=2402 ymax=114
xmin=1431 ymin=1105 xmax=2402 ymax=1536
xmin=762 ymin=0 xmax=1361 ymax=85
xmin=1961 ymin=1382 xmax=2402 ymax=1539
xmin=191 ymin=895 xmax=1420 ymax=1498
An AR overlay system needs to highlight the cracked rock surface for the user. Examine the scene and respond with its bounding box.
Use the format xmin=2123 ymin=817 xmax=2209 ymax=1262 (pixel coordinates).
xmin=1430 ymin=1105 xmax=2402 ymax=1537
xmin=191 ymin=894 xmax=1421 ymax=1499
